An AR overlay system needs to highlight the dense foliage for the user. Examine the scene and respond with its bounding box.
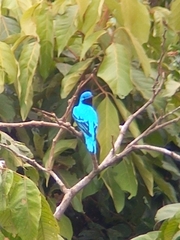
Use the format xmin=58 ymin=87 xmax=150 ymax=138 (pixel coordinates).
xmin=1 ymin=0 xmax=180 ymax=239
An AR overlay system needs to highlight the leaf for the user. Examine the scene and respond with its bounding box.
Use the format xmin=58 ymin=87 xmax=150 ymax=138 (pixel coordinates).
xmin=0 ymin=209 xmax=17 ymax=236
xmin=115 ymin=28 xmax=151 ymax=76
xmin=44 ymin=139 xmax=77 ymax=170
xmin=0 ymin=16 xmax=20 ymax=41
xmin=97 ymin=97 xmax=119 ymax=163
xmin=2 ymin=0 xmax=32 ymax=20
xmin=102 ymin=169 xmax=125 ymax=212
xmin=16 ymin=41 xmax=40 ymax=120
xmin=113 ymin=97 xmax=143 ymax=143
xmin=97 ymin=43 xmax=132 ymax=98
xmin=162 ymin=77 xmax=180 ymax=97
xmin=170 ymin=0 xmax=180 ymax=32
xmin=0 ymin=42 xmax=18 ymax=92
xmin=0 ymin=170 xmax=14 ymax=211
xmin=104 ymin=0 xmax=123 ymax=26
xmin=37 ymin=195 xmax=59 ymax=240
xmin=80 ymin=30 xmax=106 ymax=60
xmin=113 ymin=158 xmax=138 ymax=198
xmin=81 ymin=0 xmax=104 ymax=37
xmin=59 ymin=215 xmax=73 ymax=240
xmin=120 ymin=0 xmax=150 ymax=44
xmin=153 ymin=170 xmax=177 ymax=202
xmin=59 ymin=169 xmax=83 ymax=212
xmin=155 ymin=203 xmax=180 ymax=223
xmin=35 ymin=4 xmax=54 ymax=79
xmin=9 ymin=173 xmax=41 ymax=240
xmin=60 ymin=58 xmax=93 ymax=98
xmin=159 ymin=217 xmax=180 ymax=240
xmin=131 ymin=231 xmax=160 ymax=240
xmin=54 ymin=5 xmax=78 ymax=56
xmin=132 ymin=153 xmax=154 ymax=196
xmin=76 ymin=0 xmax=91 ymax=21
xmin=0 ymin=94 xmax=16 ymax=122
xmin=20 ymin=3 xmax=40 ymax=36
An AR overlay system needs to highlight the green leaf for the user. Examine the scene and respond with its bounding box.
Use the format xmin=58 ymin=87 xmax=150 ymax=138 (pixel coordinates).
xmin=20 ymin=3 xmax=40 ymax=36
xmin=0 ymin=94 xmax=16 ymax=122
xmin=0 ymin=16 xmax=20 ymax=41
xmin=35 ymin=4 xmax=54 ymax=79
xmin=132 ymin=154 xmax=154 ymax=196
xmin=155 ymin=203 xmax=180 ymax=223
xmin=59 ymin=215 xmax=73 ymax=240
xmin=113 ymin=158 xmax=138 ymax=198
xmin=16 ymin=41 xmax=40 ymax=120
xmin=76 ymin=0 xmax=91 ymax=21
xmin=170 ymin=0 xmax=180 ymax=32
xmin=37 ymin=195 xmax=59 ymax=240
xmin=120 ymin=0 xmax=150 ymax=44
xmin=153 ymin=170 xmax=177 ymax=202
xmin=81 ymin=0 xmax=104 ymax=37
xmin=2 ymin=0 xmax=32 ymax=20
xmin=115 ymin=28 xmax=150 ymax=76
xmin=97 ymin=97 xmax=119 ymax=162
xmin=0 ymin=170 xmax=14 ymax=211
xmin=0 ymin=209 xmax=17 ymax=236
xmin=159 ymin=217 xmax=179 ymax=240
xmin=54 ymin=5 xmax=78 ymax=56
xmin=102 ymin=169 xmax=125 ymax=212
xmin=97 ymin=43 xmax=132 ymax=98
xmin=80 ymin=30 xmax=106 ymax=60
xmin=162 ymin=77 xmax=180 ymax=97
xmin=9 ymin=172 xmax=41 ymax=240
xmin=104 ymin=0 xmax=123 ymax=26
xmin=131 ymin=231 xmax=160 ymax=240
xmin=59 ymin=169 xmax=83 ymax=212
xmin=43 ymin=139 xmax=77 ymax=170
xmin=60 ymin=58 xmax=93 ymax=98
xmin=113 ymin=97 xmax=143 ymax=143
xmin=0 ymin=42 xmax=18 ymax=92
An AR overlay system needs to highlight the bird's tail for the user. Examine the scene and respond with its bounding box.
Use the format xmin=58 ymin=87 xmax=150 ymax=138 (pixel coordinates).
xmin=84 ymin=135 xmax=97 ymax=154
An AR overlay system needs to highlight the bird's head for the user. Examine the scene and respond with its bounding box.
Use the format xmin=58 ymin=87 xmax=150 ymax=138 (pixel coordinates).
xmin=79 ymin=91 xmax=93 ymax=103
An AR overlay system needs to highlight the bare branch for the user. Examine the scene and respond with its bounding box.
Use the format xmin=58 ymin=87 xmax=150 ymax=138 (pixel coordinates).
xmin=0 ymin=143 xmax=68 ymax=193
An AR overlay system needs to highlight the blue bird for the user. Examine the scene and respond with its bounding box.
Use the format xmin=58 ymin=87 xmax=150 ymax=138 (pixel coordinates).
xmin=72 ymin=91 xmax=98 ymax=154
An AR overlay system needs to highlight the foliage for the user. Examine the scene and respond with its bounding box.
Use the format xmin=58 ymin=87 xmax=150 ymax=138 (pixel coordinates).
xmin=0 ymin=0 xmax=180 ymax=239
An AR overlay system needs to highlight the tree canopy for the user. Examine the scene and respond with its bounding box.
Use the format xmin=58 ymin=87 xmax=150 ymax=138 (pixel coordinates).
xmin=1 ymin=0 xmax=180 ymax=239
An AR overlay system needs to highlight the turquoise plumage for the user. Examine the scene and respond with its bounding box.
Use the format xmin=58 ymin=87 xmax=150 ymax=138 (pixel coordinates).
xmin=72 ymin=91 xmax=98 ymax=154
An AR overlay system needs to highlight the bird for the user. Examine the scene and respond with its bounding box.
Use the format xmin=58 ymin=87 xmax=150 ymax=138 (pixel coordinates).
xmin=72 ymin=91 xmax=98 ymax=154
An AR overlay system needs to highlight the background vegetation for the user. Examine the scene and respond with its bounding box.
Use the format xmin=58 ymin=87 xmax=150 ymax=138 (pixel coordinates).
xmin=1 ymin=0 xmax=180 ymax=239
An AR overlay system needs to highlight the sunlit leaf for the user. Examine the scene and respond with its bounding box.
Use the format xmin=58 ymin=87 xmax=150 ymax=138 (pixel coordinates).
xmin=9 ymin=172 xmax=41 ymax=240
xmin=17 ymin=41 xmax=40 ymax=120
xmin=131 ymin=231 xmax=160 ymax=240
xmin=162 ymin=77 xmax=180 ymax=97
xmin=80 ymin=30 xmax=106 ymax=60
xmin=35 ymin=4 xmax=54 ymax=79
xmin=170 ymin=0 xmax=180 ymax=31
xmin=97 ymin=43 xmax=132 ymax=98
xmin=81 ymin=0 xmax=104 ymax=37
xmin=76 ymin=0 xmax=91 ymax=21
xmin=54 ymin=5 xmax=78 ymax=56
xmin=155 ymin=203 xmax=180 ymax=223
xmin=0 ymin=42 xmax=18 ymax=92
xmin=0 ymin=170 xmax=13 ymax=211
xmin=60 ymin=58 xmax=93 ymax=98
xmin=97 ymin=97 xmax=119 ymax=162
xmin=37 ymin=195 xmax=59 ymax=240
xmin=2 ymin=0 xmax=32 ymax=20
xmin=120 ymin=0 xmax=150 ymax=44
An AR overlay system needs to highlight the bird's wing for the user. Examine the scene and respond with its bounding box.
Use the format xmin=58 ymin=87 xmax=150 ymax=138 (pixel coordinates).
xmin=72 ymin=106 xmax=91 ymax=136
